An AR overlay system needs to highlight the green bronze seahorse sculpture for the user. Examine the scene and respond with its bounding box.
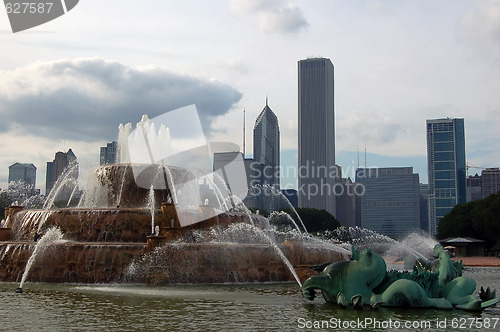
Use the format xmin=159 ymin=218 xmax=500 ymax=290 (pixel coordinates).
xmin=302 ymin=245 xmax=500 ymax=311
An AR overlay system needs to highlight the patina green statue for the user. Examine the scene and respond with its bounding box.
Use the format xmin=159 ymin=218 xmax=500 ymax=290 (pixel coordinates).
xmin=302 ymin=245 xmax=500 ymax=311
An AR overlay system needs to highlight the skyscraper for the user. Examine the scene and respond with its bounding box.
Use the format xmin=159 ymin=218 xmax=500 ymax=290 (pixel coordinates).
xmin=253 ymin=98 xmax=280 ymax=187
xmin=298 ymin=57 xmax=336 ymax=216
xmin=100 ymin=141 xmax=118 ymax=165
xmin=253 ymin=98 xmax=280 ymax=211
xmin=8 ymin=163 xmax=36 ymax=188
xmin=426 ymin=118 xmax=466 ymax=235
xmin=356 ymin=167 xmax=420 ymax=238
xmin=481 ymin=168 xmax=500 ymax=199
xmin=46 ymin=149 xmax=78 ymax=195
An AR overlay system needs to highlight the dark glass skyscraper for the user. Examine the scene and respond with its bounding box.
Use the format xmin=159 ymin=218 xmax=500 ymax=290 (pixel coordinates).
xmin=298 ymin=58 xmax=336 ymax=216
xmin=253 ymin=99 xmax=280 ymax=187
xmin=426 ymin=118 xmax=466 ymax=235
xmin=253 ymin=99 xmax=280 ymax=211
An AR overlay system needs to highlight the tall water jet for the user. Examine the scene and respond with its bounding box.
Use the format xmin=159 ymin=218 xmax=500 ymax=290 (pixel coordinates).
xmin=117 ymin=122 xmax=132 ymax=163
xmin=148 ymin=185 xmax=155 ymax=235
xmin=16 ymin=227 xmax=64 ymax=292
xmin=232 ymin=223 xmax=302 ymax=287
xmin=43 ymin=162 xmax=79 ymax=209
xmin=266 ymin=184 xmax=308 ymax=233
xmin=269 ymin=210 xmax=304 ymax=235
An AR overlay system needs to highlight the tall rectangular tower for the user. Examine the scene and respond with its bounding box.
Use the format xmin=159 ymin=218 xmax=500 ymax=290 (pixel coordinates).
xmin=481 ymin=168 xmax=500 ymax=198
xmin=100 ymin=141 xmax=118 ymax=165
xmin=8 ymin=163 xmax=36 ymax=188
xmin=46 ymin=149 xmax=78 ymax=195
xmin=298 ymin=58 xmax=336 ymax=216
xmin=426 ymin=118 xmax=466 ymax=235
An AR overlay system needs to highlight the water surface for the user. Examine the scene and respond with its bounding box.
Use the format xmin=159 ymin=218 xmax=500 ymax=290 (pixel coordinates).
xmin=1 ymin=267 xmax=499 ymax=331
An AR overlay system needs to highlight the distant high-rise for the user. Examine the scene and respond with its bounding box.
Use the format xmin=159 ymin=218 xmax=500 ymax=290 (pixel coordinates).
xmin=334 ymin=174 xmax=360 ymax=228
xmin=356 ymin=167 xmax=420 ymax=238
xmin=253 ymin=98 xmax=280 ymax=188
xmin=298 ymin=57 xmax=336 ymax=216
xmin=100 ymin=141 xmax=118 ymax=165
xmin=212 ymin=151 xmax=247 ymax=197
xmin=419 ymin=184 xmax=430 ymax=233
xmin=46 ymin=149 xmax=78 ymax=195
xmin=253 ymin=98 xmax=280 ymax=212
xmin=426 ymin=118 xmax=466 ymax=235
xmin=481 ymin=168 xmax=500 ymax=198
xmin=466 ymin=174 xmax=482 ymax=202
xmin=8 ymin=163 xmax=36 ymax=188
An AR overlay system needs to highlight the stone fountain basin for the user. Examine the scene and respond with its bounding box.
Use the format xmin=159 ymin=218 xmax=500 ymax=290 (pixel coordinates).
xmin=0 ymin=240 xmax=343 ymax=284
xmin=2 ymin=206 xmax=345 ymax=285
xmin=9 ymin=208 xmax=155 ymax=243
xmin=6 ymin=208 xmax=272 ymax=243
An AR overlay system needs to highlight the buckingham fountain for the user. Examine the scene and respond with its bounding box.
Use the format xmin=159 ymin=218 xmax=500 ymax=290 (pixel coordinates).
xmin=0 ymin=111 xmax=347 ymax=288
xmin=1 ymin=110 xmax=498 ymax=313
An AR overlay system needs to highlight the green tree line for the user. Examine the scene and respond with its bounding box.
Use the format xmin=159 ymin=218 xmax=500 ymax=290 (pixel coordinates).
xmin=438 ymin=193 xmax=500 ymax=253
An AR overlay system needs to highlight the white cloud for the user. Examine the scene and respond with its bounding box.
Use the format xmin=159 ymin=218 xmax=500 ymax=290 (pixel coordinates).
xmin=259 ymin=3 xmax=309 ymax=34
xmin=459 ymin=0 xmax=500 ymax=49
xmin=0 ymin=58 xmax=243 ymax=142
xmin=230 ymin=0 xmax=282 ymax=13
xmin=337 ymin=111 xmax=404 ymax=148
xmin=230 ymin=0 xmax=309 ymax=34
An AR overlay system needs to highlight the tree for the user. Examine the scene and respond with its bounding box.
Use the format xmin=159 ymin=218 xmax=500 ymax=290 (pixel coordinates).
xmin=438 ymin=193 xmax=500 ymax=252
xmin=0 ymin=191 xmax=13 ymax=221
xmin=277 ymin=207 xmax=341 ymax=233
xmin=0 ymin=181 xmax=45 ymax=220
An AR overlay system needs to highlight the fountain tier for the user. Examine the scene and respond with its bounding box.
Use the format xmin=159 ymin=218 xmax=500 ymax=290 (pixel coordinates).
xmin=0 ymin=163 xmax=345 ymax=285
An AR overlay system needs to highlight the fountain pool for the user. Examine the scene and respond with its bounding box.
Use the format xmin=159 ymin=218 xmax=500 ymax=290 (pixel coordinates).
xmin=1 ymin=266 xmax=499 ymax=331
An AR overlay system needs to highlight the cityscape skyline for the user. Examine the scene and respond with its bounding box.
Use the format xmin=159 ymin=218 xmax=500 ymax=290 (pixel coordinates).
xmin=1 ymin=1 xmax=499 ymax=192
xmin=0 ymin=103 xmax=497 ymax=194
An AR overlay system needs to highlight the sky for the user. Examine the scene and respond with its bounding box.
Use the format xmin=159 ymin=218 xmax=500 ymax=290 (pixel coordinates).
xmin=0 ymin=0 xmax=499 ymax=193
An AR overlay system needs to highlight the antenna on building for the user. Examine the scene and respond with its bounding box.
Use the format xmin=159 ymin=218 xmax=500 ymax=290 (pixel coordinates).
xmin=242 ymin=108 xmax=246 ymax=157
xmin=357 ymin=145 xmax=360 ymax=168
xmin=364 ymin=142 xmax=367 ymax=168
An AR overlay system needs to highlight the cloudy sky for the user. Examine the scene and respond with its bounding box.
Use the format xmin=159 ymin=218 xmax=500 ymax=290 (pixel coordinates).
xmin=1 ymin=0 xmax=499 ymax=192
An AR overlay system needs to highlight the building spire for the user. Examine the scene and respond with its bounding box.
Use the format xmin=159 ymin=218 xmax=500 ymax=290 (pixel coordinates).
xmin=243 ymin=108 xmax=246 ymax=157
xmin=266 ymin=95 xmax=268 ymax=107
xmin=364 ymin=142 xmax=367 ymax=168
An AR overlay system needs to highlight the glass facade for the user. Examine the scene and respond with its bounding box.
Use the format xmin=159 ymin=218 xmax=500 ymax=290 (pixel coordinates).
xmin=355 ymin=167 xmax=420 ymax=238
xmin=426 ymin=118 xmax=466 ymax=235
xmin=253 ymin=101 xmax=280 ymax=212
xmin=8 ymin=163 xmax=36 ymax=188
xmin=253 ymin=101 xmax=280 ymax=188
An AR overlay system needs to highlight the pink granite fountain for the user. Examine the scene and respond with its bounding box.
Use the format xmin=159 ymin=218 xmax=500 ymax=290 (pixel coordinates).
xmin=0 ymin=112 xmax=346 ymax=288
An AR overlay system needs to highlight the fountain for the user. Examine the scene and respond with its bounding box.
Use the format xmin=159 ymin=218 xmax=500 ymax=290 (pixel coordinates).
xmin=0 ymin=111 xmax=346 ymax=288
